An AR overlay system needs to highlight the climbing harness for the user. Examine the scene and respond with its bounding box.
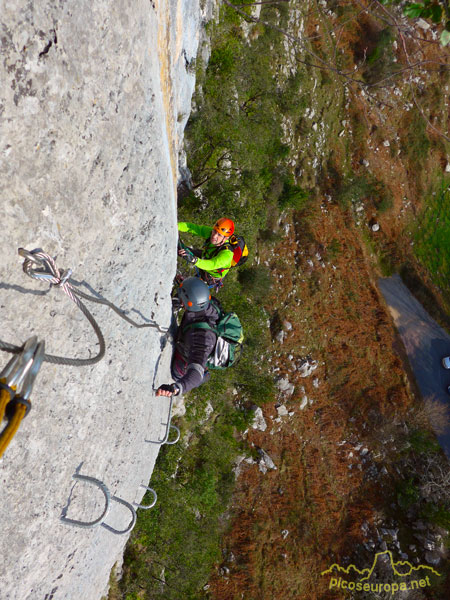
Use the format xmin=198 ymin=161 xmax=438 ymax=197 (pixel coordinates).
xmin=195 ymin=268 xmax=224 ymax=292
xmin=0 ymin=336 xmax=44 ymax=459
xmin=0 ymin=248 xmax=168 ymax=368
xmin=178 ymin=235 xmax=248 ymax=292
xmin=176 ymin=244 xmax=223 ymax=292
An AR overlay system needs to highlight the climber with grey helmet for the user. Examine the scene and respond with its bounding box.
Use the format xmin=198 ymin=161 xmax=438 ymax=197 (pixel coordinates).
xmin=156 ymin=277 xmax=219 ymax=397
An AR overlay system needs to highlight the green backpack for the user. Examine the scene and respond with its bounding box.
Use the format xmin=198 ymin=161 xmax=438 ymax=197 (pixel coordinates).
xmin=183 ymin=300 xmax=244 ymax=370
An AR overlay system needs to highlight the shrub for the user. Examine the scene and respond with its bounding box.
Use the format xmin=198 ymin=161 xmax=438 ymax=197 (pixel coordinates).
xmin=336 ymin=175 xmax=374 ymax=208
xmin=363 ymin=26 xmax=398 ymax=84
xmin=410 ymin=397 xmax=450 ymax=436
xmin=408 ymin=429 xmax=441 ymax=454
xmin=259 ymin=227 xmax=283 ymax=243
xmin=278 ymin=177 xmax=310 ymax=210
xmin=336 ymin=173 xmax=392 ymax=216
xmin=401 ymin=112 xmax=431 ymax=164
xmin=238 ymin=265 xmax=272 ymax=301
xmin=209 ymin=43 xmax=237 ymax=75
xmin=379 ymin=251 xmax=395 ymax=277
xmin=413 ymin=178 xmax=450 ymax=294
xmin=421 ymin=503 xmax=450 ymax=529
xmin=376 ymin=195 xmax=393 ymax=213
xmin=397 ymin=477 xmax=420 ymax=509
xmin=327 ymin=238 xmax=342 ymax=260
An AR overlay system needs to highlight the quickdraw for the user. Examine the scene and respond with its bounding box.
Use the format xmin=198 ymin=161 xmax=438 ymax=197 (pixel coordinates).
xmin=0 ymin=336 xmax=44 ymax=459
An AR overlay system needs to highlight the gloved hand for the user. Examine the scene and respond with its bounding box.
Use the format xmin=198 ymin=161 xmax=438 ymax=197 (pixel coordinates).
xmin=183 ymin=252 xmax=198 ymax=265
xmin=156 ymin=383 xmax=180 ymax=397
xmin=178 ymin=249 xmax=198 ymax=265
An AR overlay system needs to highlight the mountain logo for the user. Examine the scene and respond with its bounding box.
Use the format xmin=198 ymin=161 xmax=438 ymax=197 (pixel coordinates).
xmin=321 ymin=550 xmax=441 ymax=579
xmin=321 ymin=551 xmax=441 ymax=594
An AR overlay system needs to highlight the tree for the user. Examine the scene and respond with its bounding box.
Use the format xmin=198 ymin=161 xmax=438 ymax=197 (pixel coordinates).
xmin=399 ymin=0 xmax=450 ymax=46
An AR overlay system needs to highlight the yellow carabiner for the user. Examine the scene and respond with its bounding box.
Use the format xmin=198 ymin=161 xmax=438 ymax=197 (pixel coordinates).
xmin=0 ymin=337 xmax=44 ymax=459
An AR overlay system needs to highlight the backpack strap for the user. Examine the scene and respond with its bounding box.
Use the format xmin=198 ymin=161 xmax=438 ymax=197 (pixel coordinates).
xmin=181 ymin=300 xmax=221 ymax=336
xmin=200 ymin=236 xmax=248 ymax=277
xmin=202 ymin=239 xmax=229 ymax=260
xmin=182 ymin=321 xmax=216 ymax=335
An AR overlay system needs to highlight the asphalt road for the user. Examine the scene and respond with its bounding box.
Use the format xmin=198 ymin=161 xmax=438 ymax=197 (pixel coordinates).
xmin=379 ymin=274 xmax=450 ymax=458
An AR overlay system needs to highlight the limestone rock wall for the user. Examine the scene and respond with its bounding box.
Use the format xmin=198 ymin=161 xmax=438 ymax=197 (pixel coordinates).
xmin=0 ymin=1 xmax=208 ymax=598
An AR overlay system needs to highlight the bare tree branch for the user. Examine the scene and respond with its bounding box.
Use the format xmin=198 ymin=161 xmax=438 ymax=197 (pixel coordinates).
xmin=222 ymin=0 xmax=365 ymax=83
xmin=232 ymin=0 xmax=289 ymax=6
xmin=377 ymin=0 xmax=450 ymax=141
xmin=222 ymin=0 xmax=450 ymax=141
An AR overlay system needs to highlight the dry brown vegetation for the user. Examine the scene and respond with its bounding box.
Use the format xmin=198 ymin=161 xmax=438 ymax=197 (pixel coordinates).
xmin=206 ymin=2 xmax=450 ymax=598
xmin=208 ymin=199 xmax=413 ymax=599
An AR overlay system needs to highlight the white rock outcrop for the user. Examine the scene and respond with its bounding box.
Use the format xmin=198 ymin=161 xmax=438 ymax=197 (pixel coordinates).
xmin=276 ymin=377 xmax=295 ymax=396
xmin=0 ymin=1 xmax=211 ymax=599
xmin=276 ymin=404 xmax=289 ymax=417
xmin=298 ymin=358 xmax=318 ymax=377
xmin=251 ymin=406 xmax=267 ymax=432
xmin=257 ymin=448 xmax=277 ymax=473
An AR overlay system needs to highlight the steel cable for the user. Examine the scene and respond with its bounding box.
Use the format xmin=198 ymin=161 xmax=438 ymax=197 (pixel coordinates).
xmin=0 ymin=249 xmax=168 ymax=367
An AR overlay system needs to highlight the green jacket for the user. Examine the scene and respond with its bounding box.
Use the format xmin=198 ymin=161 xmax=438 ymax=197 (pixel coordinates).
xmin=178 ymin=222 xmax=233 ymax=279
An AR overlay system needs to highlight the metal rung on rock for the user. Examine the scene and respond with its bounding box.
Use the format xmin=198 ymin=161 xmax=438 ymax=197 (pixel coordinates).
xmin=101 ymin=496 xmax=137 ymax=535
xmin=146 ymin=395 xmax=180 ymax=445
xmin=60 ymin=473 xmax=137 ymax=535
xmin=134 ymin=485 xmax=157 ymax=510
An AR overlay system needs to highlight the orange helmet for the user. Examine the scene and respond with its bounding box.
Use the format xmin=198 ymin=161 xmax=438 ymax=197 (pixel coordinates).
xmin=213 ymin=218 xmax=235 ymax=238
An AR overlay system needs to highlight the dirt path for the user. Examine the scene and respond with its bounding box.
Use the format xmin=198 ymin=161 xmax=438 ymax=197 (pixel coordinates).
xmin=379 ymin=274 xmax=450 ymax=457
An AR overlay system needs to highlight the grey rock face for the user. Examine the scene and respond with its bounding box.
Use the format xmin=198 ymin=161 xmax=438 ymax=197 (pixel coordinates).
xmin=0 ymin=1 xmax=207 ymax=599
xmin=275 ymin=330 xmax=285 ymax=344
xmin=232 ymin=455 xmax=246 ymax=478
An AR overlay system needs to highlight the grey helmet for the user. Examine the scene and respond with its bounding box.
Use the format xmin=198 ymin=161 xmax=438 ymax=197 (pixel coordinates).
xmin=178 ymin=277 xmax=211 ymax=312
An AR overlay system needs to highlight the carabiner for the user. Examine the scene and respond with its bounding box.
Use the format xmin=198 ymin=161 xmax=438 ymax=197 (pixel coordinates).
xmin=20 ymin=341 xmax=45 ymax=400
xmin=0 ymin=336 xmax=38 ymax=389
xmin=18 ymin=247 xmax=58 ymax=283
xmin=0 ymin=338 xmax=45 ymax=458
xmin=18 ymin=248 xmax=45 ymax=267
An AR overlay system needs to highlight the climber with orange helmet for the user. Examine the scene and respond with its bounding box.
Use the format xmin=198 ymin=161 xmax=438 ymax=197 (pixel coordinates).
xmin=177 ymin=218 xmax=236 ymax=289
